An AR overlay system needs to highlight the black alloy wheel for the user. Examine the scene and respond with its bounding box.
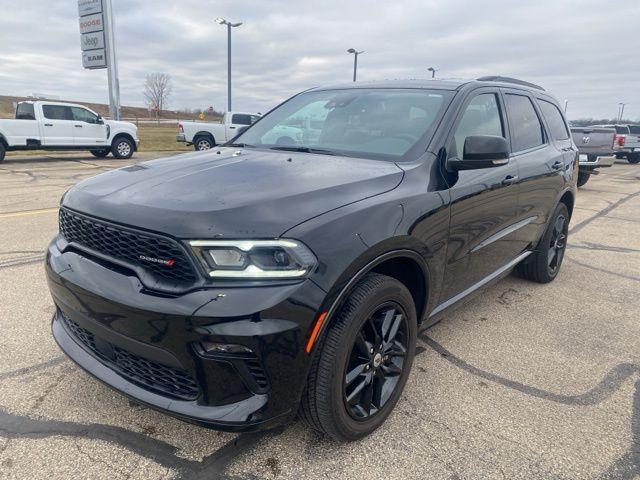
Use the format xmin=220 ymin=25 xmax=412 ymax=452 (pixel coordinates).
xmin=547 ymin=213 xmax=567 ymax=276
xmin=343 ymin=302 xmax=408 ymax=420
xmin=300 ymin=273 xmax=417 ymax=441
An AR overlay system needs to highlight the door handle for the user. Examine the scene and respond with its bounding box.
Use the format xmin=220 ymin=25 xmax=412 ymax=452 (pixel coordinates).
xmin=44 ymin=123 xmax=53 ymax=127
xmin=75 ymin=125 xmax=83 ymax=128
xmin=502 ymin=175 xmax=519 ymax=185
xmin=229 ymin=126 xmax=236 ymax=129
xmin=551 ymin=160 xmax=564 ymax=170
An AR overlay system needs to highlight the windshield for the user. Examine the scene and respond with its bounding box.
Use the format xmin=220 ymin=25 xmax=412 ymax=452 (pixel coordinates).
xmin=235 ymin=88 xmax=452 ymax=160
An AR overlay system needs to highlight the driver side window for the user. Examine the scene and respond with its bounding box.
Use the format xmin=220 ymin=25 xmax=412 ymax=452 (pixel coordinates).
xmin=451 ymin=93 xmax=504 ymax=158
xmin=71 ymin=107 xmax=99 ymax=124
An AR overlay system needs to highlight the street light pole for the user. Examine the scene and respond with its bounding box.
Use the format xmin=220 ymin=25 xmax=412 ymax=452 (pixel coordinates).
xmin=347 ymin=48 xmax=364 ymax=82
xmin=427 ymin=67 xmax=437 ymax=79
xmin=618 ymin=103 xmax=626 ymax=122
xmin=216 ymin=17 xmax=243 ymax=112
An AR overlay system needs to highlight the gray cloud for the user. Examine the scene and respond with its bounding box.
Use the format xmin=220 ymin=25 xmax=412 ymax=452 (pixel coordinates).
xmin=0 ymin=0 xmax=638 ymax=119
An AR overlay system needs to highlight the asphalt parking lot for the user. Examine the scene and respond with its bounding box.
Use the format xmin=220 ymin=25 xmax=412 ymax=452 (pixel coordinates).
xmin=0 ymin=153 xmax=639 ymax=480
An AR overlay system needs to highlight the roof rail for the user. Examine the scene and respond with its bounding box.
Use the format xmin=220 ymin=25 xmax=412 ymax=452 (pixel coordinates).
xmin=476 ymin=76 xmax=545 ymax=91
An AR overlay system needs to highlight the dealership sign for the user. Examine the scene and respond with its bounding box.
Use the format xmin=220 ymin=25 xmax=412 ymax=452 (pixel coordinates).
xmin=78 ymin=0 xmax=102 ymax=16
xmin=78 ymin=1 xmax=106 ymax=69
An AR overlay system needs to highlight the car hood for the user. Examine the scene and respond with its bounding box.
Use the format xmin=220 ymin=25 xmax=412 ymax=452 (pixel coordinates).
xmin=62 ymin=148 xmax=404 ymax=238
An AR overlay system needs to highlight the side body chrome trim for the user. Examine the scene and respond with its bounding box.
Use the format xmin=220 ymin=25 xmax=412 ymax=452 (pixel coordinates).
xmin=428 ymin=250 xmax=532 ymax=318
xmin=470 ymin=216 xmax=537 ymax=253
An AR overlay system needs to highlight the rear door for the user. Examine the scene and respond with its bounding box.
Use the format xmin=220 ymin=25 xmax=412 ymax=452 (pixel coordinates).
xmin=71 ymin=107 xmax=108 ymax=146
xmin=439 ymin=89 xmax=521 ymax=302
xmin=40 ymin=104 xmax=75 ymax=146
xmin=502 ymin=90 xmax=567 ymax=249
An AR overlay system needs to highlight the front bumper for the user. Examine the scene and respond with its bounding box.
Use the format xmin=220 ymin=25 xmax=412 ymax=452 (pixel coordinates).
xmin=46 ymin=239 xmax=326 ymax=431
xmin=579 ymin=154 xmax=615 ymax=168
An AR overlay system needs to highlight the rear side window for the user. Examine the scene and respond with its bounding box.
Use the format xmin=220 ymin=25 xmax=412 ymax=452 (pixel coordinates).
xmin=15 ymin=103 xmax=36 ymax=120
xmin=43 ymin=105 xmax=72 ymax=120
xmin=232 ymin=114 xmax=252 ymax=125
xmin=538 ymin=100 xmax=569 ymax=140
xmin=628 ymin=125 xmax=640 ymax=134
xmin=505 ymin=94 xmax=544 ymax=152
xmin=616 ymin=125 xmax=630 ymax=134
xmin=451 ymin=93 xmax=504 ymax=158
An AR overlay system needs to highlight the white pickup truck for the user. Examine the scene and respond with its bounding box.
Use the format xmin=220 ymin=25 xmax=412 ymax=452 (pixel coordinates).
xmin=177 ymin=111 xmax=261 ymax=151
xmin=0 ymin=101 xmax=139 ymax=162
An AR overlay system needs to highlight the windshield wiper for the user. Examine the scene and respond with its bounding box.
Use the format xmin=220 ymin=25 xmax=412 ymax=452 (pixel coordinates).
xmin=225 ymin=142 xmax=255 ymax=148
xmin=269 ymin=146 xmax=338 ymax=156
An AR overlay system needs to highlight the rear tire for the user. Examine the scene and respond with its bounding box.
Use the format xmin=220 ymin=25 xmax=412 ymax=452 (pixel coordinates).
xmin=577 ymin=170 xmax=591 ymax=187
xmin=0 ymin=143 xmax=5 ymax=163
xmin=628 ymin=153 xmax=640 ymax=164
xmin=194 ymin=135 xmax=214 ymax=151
xmin=111 ymin=136 xmax=134 ymax=159
xmin=90 ymin=148 xmax=110 ymax=158
xmin=516 ymin=202 xmax=569 ymax=283
xmin=300 ymin=273 xmax=417 ymax=441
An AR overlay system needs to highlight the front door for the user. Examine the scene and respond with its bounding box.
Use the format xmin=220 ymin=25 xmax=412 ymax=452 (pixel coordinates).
xmin=40 ymin=104 xmax=75 ymax=146
xmin=71 ymin=107 xmax=108 ymax=146
xmin=439 ymin=90 xmax=521 ymax=303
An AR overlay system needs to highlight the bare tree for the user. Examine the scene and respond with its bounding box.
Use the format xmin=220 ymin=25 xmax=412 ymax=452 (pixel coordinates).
xmin=143 ymin=73 xmax=172 ymax=120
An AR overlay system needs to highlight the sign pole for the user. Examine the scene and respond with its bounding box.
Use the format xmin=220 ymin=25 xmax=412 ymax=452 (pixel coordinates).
xmin=102 ymin=0 xmax=120 ymax=121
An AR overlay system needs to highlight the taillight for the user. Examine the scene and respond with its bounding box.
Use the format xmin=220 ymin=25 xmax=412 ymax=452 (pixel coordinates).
xmin=178 ymin=123 xmax=184 ymax=133
xmin=618 ymin=135 xmax=625 ymax=147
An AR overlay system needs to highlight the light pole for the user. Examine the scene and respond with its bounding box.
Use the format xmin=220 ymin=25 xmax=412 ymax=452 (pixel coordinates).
xmin=215 ymin=17 xmax=242 ymax=112
xmin=347 ymin=48 xmax=364 ymax=82
xmin=427 ymin=67 xmax=437 ymax=79
xmin=618 ymin=102 xmax=626 ymax=122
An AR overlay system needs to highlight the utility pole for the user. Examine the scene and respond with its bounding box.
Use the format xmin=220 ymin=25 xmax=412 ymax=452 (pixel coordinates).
xmin=618 ymin=103 xmax=626 ymax=122
xmin=216 ymin=17 xmax=242 ymax=112
xmin=347 ymin=49 xmax=364 ymax=82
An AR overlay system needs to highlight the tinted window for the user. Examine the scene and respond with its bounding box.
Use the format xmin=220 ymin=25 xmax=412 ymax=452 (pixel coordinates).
xmin=232 ymin=114 xmax=253 ymax=125
xmin=71 ymin=107 xmax=99 ymax=124
xmin=451 ymin=93 xmax=504 ymax=158
xmin=15 ymin=103 xmax=36 ymax=120
xmin=615 ymin=125 xmax=630 ymax=134
xmin=628 ymin=125 xmax=640 ymax=134
xmin=42 ymin=105 xmax=72 ymax=120
xmin=538 ymin=99 xmax=569 ymax=140
xmin=236 ymin=88 xmax=451 ymax=160
xmin=505 ymin=94 xmax=544 ymax=152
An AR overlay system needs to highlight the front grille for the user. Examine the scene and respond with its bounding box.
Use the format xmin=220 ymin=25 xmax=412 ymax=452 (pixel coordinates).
xmin=60 ymin=313 xmax=199 ymax=400
xmin=58 ymin=208 xmax=197 ymax=285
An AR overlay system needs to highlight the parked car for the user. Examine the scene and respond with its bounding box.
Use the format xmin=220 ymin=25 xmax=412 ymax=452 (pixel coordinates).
xmin=47 ymin=77 xmax=577 ymax=441
xmin=570 ymin=126 xmax=616 ymax=187
xmin=0 ymin=101 xmax=139 ymax=162
xmin=177 ymin=112 xmax=261 ymax=151
xmin=591 ymin=124 xmax=640 ymax=164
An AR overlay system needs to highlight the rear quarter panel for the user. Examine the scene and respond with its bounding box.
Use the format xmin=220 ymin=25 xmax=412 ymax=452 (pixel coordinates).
xmin=0 ymin=119 xmax=41 ymax=146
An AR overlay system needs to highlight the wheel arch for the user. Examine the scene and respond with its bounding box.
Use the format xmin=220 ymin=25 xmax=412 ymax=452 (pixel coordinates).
xmin=308 ymin=248 xmax=430 ymax=357
xmin=194 ymin=132 xmax=215 ymax=144
xmin=559 ymin=189 xmax=575 ymax=219
xmin=0 ymin=134 xmax=7 ymax=148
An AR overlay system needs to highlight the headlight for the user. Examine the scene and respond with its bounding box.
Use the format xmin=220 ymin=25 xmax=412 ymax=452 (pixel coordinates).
xmin=189 ymin=239 xmax=317 ymax=279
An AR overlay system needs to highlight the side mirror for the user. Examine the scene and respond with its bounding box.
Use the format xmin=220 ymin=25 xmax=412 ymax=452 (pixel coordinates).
xmin=448 ymin=135 xmax=510 ymax=171
xmin=97 ymin=115 xmax=104 ymax=125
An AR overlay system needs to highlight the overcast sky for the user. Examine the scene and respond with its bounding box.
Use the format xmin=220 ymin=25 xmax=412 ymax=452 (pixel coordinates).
xmin=1 ymin=0 xmax=639 ymax=120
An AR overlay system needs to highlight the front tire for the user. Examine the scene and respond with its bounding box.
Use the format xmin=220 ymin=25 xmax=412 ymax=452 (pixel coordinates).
xmin=194 ymin=135 xmax=214 ymax=151
xmin=577 ymin=170 xmax=591 ymax=187
xmin=90 ymin=148 xmax=110 ymax=158
xmin=516 ymin=202 xmax=569 ymax=283
xmin=628 ymin=153 xmax=640 ymax=164
xmin=300 ymin=273 xmax=417 ymax=441
xmin=0 ymin=143 xmax=5 ymax=163
xmin=111 ymin=137 xmax=134 ymax=159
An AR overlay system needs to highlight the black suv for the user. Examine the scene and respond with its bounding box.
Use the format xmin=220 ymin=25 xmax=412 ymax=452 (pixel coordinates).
xmin=47 ymin=77 xmax=577 ymax=441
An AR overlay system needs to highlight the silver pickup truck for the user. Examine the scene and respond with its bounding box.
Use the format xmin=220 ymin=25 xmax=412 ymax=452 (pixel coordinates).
xmin=570 ymin=126 xmax=616 ymax=187
xmin=592 ymin=124 xmax=640 ymax=164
